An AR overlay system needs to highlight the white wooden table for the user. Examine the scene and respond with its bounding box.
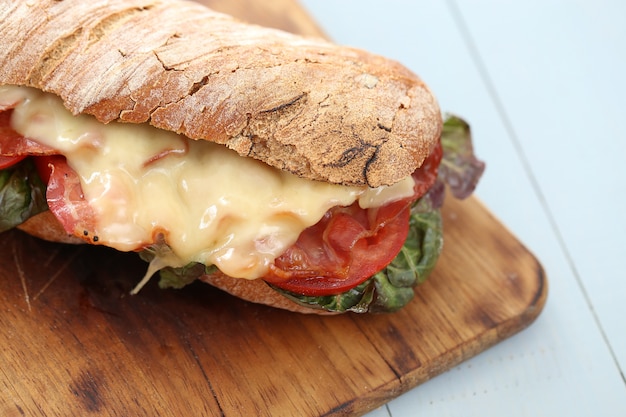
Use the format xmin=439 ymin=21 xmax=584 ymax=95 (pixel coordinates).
xmin=299 ymin=1 xmax=626 ymax=416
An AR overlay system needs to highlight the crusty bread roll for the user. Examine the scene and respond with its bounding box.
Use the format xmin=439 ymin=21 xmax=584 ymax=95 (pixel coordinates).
xmin=2 ymin=0 xmax=442 ymax=313
xmin=1 ymin=0 xmax=440 ymax=188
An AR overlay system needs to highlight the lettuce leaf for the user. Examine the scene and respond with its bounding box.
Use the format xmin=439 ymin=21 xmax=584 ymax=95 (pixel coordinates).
xmin=159 ymin=263 xmax=217 ymax=289
xmin=137 ymin=248 xmax=216 ymax=290
xmin=0 ymin=159 xmax=48 ymax=233
xmin=439 ymin=114 xmax=486 ymax=199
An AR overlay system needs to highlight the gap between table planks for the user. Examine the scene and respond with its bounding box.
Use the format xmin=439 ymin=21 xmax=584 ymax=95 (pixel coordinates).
xmin=0 ymin=0 xmax=547 ymax=416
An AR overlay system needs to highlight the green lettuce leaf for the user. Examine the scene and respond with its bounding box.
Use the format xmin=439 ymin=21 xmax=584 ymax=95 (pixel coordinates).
xmin=158 ymin=263 xmax=217 ymax=289
xmin=157 ymin=262 xmax=206 ymax=289
xmin=0 ymin=159 xmax=48 ymax=233
xmin=276 ymin=279 xmax=378 ymax=314
xmin=137 ymin=249 xmax=217 ymax=290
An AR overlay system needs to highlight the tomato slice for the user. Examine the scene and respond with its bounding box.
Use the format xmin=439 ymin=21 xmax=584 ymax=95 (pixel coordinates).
xmin=0 ymin=154 xmax=26 ymax=169
xmin=264 ymin=142 xmax=443 ymax=297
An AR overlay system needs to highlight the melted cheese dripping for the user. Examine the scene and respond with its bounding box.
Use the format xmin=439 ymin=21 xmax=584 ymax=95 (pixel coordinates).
xmin=3 ymin=85 xmax=416 ymax=281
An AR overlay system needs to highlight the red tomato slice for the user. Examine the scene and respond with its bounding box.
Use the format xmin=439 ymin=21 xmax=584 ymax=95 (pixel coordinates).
xmin=45 ymin=155 xmax=98 ymax=242
xmin=263 ymin=141 xmax=442 ymax=297
xmin=0 ymin=154 xmax=26 ymax=169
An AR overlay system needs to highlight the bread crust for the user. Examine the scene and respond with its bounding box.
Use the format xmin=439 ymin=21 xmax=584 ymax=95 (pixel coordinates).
xmin=0 ymin=0 xmax=441 ymax=187
xmin=199 ymin=274 xmax=332 ymax=314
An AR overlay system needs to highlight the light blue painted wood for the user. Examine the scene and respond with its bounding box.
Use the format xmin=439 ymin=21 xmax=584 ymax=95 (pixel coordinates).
xmin=453 ymin=0 xmax=626 ymax=374
xmin=298 ymin=1 xmax=626 ymax=416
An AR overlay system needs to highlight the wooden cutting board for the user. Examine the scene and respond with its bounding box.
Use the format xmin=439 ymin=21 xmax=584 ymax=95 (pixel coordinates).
xmin=0 ymin=1 xmax=547 ymax=416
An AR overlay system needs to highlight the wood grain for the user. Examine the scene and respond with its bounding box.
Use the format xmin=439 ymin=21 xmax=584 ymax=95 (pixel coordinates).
xmin=0 ymin=1 xmax=547 ymax=416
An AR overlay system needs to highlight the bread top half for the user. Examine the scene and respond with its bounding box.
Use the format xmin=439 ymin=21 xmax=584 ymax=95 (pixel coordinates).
xmin=0 ymin=0 xmax=441 ymax=187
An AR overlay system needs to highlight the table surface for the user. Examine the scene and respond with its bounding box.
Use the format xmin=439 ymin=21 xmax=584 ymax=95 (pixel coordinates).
xmin=298 ymin=1 xmax=626 ymax=416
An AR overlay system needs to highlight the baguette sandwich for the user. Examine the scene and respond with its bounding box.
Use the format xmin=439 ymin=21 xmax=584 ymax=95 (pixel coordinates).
xmin=0 ymin=0 xmax=484 ymax=313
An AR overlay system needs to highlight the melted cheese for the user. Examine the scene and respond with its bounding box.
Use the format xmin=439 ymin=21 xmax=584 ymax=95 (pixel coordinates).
xmin=3 ymin=85 xmax=416 ymax=280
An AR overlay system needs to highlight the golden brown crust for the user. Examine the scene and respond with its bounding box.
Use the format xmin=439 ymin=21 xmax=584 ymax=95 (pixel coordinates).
xmin=0 ymin=0 xmax=441 ymax=187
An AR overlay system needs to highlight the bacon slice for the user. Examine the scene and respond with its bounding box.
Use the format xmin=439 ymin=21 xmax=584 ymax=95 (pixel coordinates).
xmin=45 ymin=156 xmax=98 ymax=243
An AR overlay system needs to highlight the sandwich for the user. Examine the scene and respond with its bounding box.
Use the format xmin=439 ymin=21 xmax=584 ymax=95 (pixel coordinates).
xmin=0 ymin=0 xmax=484 ymax=314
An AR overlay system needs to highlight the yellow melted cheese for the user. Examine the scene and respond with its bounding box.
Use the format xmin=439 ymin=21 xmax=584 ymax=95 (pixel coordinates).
xmin=2 ymin=85 xmax=416 ymax=281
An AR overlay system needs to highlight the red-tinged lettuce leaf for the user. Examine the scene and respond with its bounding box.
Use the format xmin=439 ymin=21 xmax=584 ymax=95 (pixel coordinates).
xmin=439 ymin=115 xmax=485 ymax=199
